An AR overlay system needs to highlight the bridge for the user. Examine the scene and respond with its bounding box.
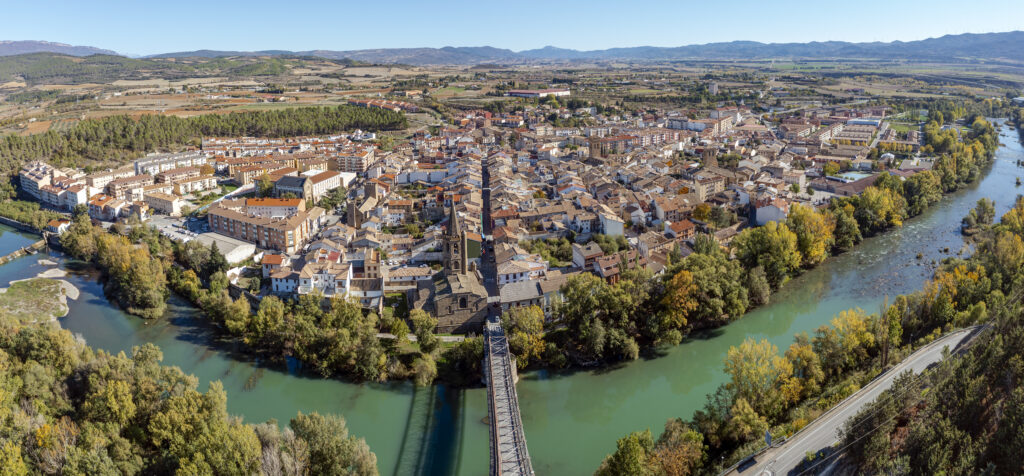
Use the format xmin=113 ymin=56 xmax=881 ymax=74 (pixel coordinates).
xmin=484 ymin=314 xmax=535 ymax=476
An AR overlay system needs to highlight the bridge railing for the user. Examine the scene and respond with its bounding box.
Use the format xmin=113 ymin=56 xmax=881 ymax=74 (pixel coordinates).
xmin=485 ymin=319 xmax=534 ymax=476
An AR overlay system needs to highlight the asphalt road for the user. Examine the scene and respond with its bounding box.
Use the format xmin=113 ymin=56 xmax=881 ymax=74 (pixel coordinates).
xmin=740 ymin=327 xmax=977 ymax=476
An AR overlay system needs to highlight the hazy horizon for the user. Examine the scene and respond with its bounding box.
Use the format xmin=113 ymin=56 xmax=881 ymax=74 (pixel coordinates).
xmin=6 ymin=0 xmax=1024 ymax=56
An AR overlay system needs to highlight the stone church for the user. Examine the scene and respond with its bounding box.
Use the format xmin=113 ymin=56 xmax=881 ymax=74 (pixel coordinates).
xmin=410 ymin=206 xmax=489 ymax=333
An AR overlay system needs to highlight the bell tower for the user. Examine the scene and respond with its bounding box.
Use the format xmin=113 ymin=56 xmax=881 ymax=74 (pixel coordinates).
xmin=443 ymin=204 xmax=468 ymax=276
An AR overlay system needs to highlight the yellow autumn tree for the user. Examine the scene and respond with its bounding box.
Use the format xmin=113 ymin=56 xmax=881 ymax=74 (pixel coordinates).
xmin=786 ymin=203 xmax=835 ymax=267
xmin=661 ymin=270 xmax=698 ymax=330
xmin=724 ymin=338 xmax=794 ymax=418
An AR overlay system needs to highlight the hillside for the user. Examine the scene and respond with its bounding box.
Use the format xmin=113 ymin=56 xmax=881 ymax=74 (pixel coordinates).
xmin=0 ymin=40 xmax=117 ymax=57
xmin=0 ymin=53 xmax=352 ymax=85
xmin=144 ymin=31 xmax=1024 ymax=65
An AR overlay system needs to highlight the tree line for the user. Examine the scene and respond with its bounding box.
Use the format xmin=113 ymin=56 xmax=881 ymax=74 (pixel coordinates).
xmin=0 ymin=200 xmax=64 ymax=231
xmin=0 ymin=105 xmax=406 ymax=199
xmin=831 ymin=111 xmax=1024 ymax=475
xmin=58 ymin=207 xmax=478 ymax=387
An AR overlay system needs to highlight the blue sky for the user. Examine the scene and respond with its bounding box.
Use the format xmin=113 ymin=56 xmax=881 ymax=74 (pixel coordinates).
xmin=9 ymin=0 xmax=1024 ymax=56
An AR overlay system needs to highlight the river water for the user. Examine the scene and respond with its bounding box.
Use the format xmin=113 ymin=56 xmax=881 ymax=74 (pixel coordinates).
xmin=0 ymin=123 xmax=1020 ymax=476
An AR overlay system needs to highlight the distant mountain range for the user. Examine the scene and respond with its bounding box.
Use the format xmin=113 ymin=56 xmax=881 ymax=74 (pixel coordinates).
xmin=0 ymin=40 xmax=117 ymax=57
xmin=5 ymin=31 xmax=1024 ymax=65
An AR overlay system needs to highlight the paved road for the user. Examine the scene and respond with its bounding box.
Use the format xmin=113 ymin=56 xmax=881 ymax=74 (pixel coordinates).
xmin=868 ymin=121 xmax=889 ymax=150
xmin=738 ymin=327 xmax=977 ymax=476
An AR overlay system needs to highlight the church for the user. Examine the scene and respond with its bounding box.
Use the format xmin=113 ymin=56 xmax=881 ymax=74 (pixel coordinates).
xmin=410 ymin=205 xmax=489 ymax=333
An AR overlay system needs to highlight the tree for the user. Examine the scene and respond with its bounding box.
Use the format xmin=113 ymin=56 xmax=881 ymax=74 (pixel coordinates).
xmin=596 ymin=430 xmax=655 ymax=476
xmin=786 ymin=204 xmax=834 ymax=267
xmin=0 ymin=441 xmax=28 ymax=476
xmin=732 ymin=221 xmax=802 ymax=289
xmin=257 ymin=174 xmax=275 ymax=197
xmin=676 ymin=251 xmax=749 ymax=327
xmin=746 ymin=265 xmax=771 ymax=306
xmin=290 ymin=412 xmax=378 ymax=476
xmin=725 ymin=397 xmax=769 ymax=443
xmin=224 ymin=296 xmax=251 ymax=336
xmin=724 ymin=338 xmax=794 ymax=418
xmin=410 ymin=310 xmax=440 ymax=354
xmin=249 ymin=295 xmax=285 ymax=347
xmin=784 ymin=333 xmax=824 ymax=399
xmin=651 ymin=419 xmax=705 ymax=476
xmin=204 ymin=242 xmax=229 ymax=279
xmin=829 ymin=203 xmax=862 ymax=252
xmin=412 ymin=355 xmax=437 ymax=387
xmin=692 ymin=203 xmax=712 ymax=222
xmin=823 ymin=162 xmax=840 ymax=176
xmin=852 ymin=187 xmax=906 ymax=235
xmin=502 ymin=306 xmax=546 ymax=369
xmin=661 ymin=270 xmax=698 ymax=330
xmin=902 ymin=170 xmax=942 ymax=216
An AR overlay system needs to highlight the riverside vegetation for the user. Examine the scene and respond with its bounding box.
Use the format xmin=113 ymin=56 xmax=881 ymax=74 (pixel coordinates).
xmin=58 ymin=206 xmax=480 ymax=387
xmin=590 ymin=116 xmax=1017 ymax=475
xmin=501 ymin=117 xmax=998 ymax=372
xmin=0 ymin=320 xmax=379 ymax=475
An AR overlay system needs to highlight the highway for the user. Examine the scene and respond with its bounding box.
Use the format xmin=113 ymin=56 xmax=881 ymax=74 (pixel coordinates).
xmin=735 ymin=327 xmax=977 ymax=476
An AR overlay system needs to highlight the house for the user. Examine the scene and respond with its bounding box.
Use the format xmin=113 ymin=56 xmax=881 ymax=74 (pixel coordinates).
xmin=45 ymin=219 xmax=71 ymax=235
xmin=571 ymin=242 xmax=604 ymax=269
xmin=270 ymin=267 xmax=300 ymax=294
xmin=261 ymin=254 xmax=290 ymax=278
xmin=666 ymin=219 xmax=697 ymax=239
xmin=753 ymin=197 xmax=790 ymax=226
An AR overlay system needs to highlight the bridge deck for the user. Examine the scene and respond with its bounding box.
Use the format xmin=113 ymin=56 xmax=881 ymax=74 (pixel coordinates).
xmin=485 ymin=316 xmax=534 ymax=476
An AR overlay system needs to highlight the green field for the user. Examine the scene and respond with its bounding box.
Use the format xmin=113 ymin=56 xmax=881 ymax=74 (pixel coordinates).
xmin=888 ymin=122 xmax=920 ymax=133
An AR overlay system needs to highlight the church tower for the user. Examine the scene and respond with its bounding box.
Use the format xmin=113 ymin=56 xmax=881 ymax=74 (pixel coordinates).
xmin=443 ymin=204 xmax=468 ymax=276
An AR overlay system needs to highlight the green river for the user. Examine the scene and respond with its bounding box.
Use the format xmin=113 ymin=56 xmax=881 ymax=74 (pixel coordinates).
xmin=0 ymin=122 xmax=1021 ymax=475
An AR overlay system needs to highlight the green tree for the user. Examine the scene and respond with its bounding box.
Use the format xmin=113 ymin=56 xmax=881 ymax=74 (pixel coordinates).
xmin=290 ymin=412 xmax=378 ymax=476
xmin=596 ymin=430 xmax=655 ymax=476
xmin=410 ymin=310 xmax=440 ymax=354
xmin=732 ymin=221 xmax=802 ymax=288
xmin=502 ymin=306 xmax=546 ymax=369
xmin=829 ymin=203 xmax=862 ymax=252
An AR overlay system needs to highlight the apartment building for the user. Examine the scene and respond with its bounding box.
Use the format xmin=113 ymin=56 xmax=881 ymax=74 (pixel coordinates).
xmin=246 ymin=197 xmax=306 ymax=218
xmin=174 ymin=176 xmax=219 ymax=195
xmin=334 ymin=150 xmax=374 ymax=173
xmin=19 ymin=161 xmax=65 ymax=201
xmin=134 ymin=151 xmax=207 ymax=175
xmin=85 ymin=166 xmax=136 ymax=190
xmin=106 ymin=174 xmax=154 ymax=201
xmin=156 ymin=166 xmax=202 ymax=184
xmin=207 ymin=201 xmax=325 ymax=253
xmin=145 ymin=192 xmax=185 ymax=216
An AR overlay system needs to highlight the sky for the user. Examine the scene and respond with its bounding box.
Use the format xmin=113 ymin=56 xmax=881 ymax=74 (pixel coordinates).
xmin=7 ymin=0 xmax=1024 ymax=56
